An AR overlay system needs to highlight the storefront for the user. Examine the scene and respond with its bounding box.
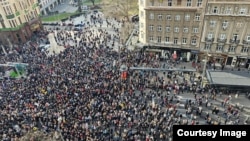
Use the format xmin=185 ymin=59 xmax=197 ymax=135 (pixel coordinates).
xmin=236 ymin=56 xmax=248 ymax=68
xmin=246 ymin=59 xmax=250 ymax=69
xmin=144 ymin=45 xmax=198 ymax=62
xmin=199 ymin=52 xmax=227 ymax=66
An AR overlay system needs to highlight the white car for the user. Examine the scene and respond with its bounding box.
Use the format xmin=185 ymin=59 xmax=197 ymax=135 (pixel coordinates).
xmin=39 ymin=44 xmax=51 ymax=51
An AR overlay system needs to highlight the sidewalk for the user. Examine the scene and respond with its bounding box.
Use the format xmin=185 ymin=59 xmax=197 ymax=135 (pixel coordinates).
xmin=155 ymin=65 xmax=250 ymax=113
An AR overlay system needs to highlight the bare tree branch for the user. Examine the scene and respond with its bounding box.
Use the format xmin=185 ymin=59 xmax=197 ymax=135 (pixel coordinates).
xmin=102 ymin=0 xmax=138 ymax=20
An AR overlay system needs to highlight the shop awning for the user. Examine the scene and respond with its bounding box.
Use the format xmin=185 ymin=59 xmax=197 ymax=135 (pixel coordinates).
xmin=238 ymin=56 xmax=248 ymax=59
xmin=145 ymin=49 xmax=161 ymax=52
xmin=191 ymin=50 xmax=199 ymax=54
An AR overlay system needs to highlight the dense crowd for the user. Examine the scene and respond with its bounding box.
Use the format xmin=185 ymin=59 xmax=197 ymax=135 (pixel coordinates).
xmin=0 ymin=12 xmax=247 ymax=141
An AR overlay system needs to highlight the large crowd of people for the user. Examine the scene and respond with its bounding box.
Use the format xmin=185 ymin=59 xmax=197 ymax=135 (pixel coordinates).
xmin=0 ymin=12 xmax=247 ymax=141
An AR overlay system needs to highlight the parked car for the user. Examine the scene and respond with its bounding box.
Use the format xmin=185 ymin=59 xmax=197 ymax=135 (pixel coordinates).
xmin=74 ymin=23 xmax=85 ymax=27
xmin=73 ymin=28 xmax=81 ymax=31
xmin=49 ymin=22 xmax=58 ymax=26
xmin=39 ymin=44 xmax=51 ymax=51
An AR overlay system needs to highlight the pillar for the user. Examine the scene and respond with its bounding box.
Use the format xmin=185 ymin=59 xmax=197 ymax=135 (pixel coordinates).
xmin=239 ymin=21 xmax=247 ymax=44
xmin=43 ymin=9 xmax=47 ymax=15
xmin=201 ymin=20 xmax=207 ymax=42
xmin=226 ymin=18 xmax=235 ymax=44
xmin=214 ymin=19 xmax=221 ymax=41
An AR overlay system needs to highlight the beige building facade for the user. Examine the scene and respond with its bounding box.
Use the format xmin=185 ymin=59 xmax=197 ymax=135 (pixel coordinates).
xmin=201 ymin=0 xmax=250 ymax=68
xmin=0 ymin=0 xmax=42 ymax=45
xmin=139 ymin=0 xmax=250 ymax=68
xmin=139 ymin=0 xmax=207 ymax=61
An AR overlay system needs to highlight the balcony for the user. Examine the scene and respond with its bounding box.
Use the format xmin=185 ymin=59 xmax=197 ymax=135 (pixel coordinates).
xmin=229 ymin=39 xmax=240 ymax=44
xmin=6 ymin=14 xmax=15 ymax=19
xmin=205 ymin=37 xmax=214 ymax=42
xmin=217 ymin=38 xmax=227 ymax=43
xmin=243 ymin=40 xmax=250 ymax=45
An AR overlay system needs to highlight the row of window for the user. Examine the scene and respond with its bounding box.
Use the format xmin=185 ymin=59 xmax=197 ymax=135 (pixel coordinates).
xmin=206 ymin=33 xmax=250 ymax=41
xmin=41 ymin=0 xmax=54 ymax=6
xmin=147 ymin=36 xmax=250 ymax=53
xmin=149 ymin=36 xmax=197 ymax=45
xmin=2 ymin=1 xmax=33 ymax=16
xmin=148 ymin=13 xmax=201 ymax=21
xmin=4 ymin=10 xmax=38 ymax=28
xmin=209 ymin=20 xmax=244 ymax=29
xmin=211 ymin=6 xmax=248 ymax=15
xmin=204 ymin=44 xmax=250 ymax=53
xmin=144 ymin=0 xmax=203 ymax=7
xmin=148 ymin=25 xmax=199 ymax=33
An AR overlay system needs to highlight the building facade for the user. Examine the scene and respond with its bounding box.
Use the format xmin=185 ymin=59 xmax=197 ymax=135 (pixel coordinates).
xmin=201 ymin=0 xmax=250 ymax=68
xmin=139 ymin=0 xmax=207 ymax=61
xmin=39 ymin=0 xmax=64 ymax=15
xmin=139 ymin=0 xmax=250 ymax=68
xmin=0 ymin=0 xmax=42 ymax=45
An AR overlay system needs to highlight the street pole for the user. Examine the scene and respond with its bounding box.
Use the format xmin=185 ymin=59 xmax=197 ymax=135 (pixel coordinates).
xmin=201 ymin=57 xmax=207 ymax=88
xmin=119 ymin=45 xmax=121 ymax=64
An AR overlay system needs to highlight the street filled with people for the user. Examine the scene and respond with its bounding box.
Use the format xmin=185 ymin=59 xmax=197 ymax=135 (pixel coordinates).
xmin=0 ymin=11 xmax=249 ymax=141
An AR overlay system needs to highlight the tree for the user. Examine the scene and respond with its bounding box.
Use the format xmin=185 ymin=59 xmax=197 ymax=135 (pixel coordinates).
xmin=102 ymin=0 xmax=138 ymax=21
xmin=90 ymin=0 xmax=95 ymax=5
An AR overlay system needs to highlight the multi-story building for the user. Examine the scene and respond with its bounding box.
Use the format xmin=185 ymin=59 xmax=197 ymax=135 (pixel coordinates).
xmin=39 ymin=0 xmax=64 ymax=15
xmin=0 ymin=0 xmax=42 ymax=45
xmin=201 ymin=0 xmax=250 ymax=68
xmin=139 ymin=0 xmax=207 ymax=61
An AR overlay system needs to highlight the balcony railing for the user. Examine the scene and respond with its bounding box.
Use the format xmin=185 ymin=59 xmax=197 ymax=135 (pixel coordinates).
xmin=205 ymin=37 xmax=214 ymax=42
xmin=243 ymin=40 xmax=250 ymax=45
xmin=217 ymin=38 xmax=227 ymax=43
xmin=6 ymin=14 xmax=15 ymax=19
xmin=229 ymin=39 xmax=240 ymax=44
